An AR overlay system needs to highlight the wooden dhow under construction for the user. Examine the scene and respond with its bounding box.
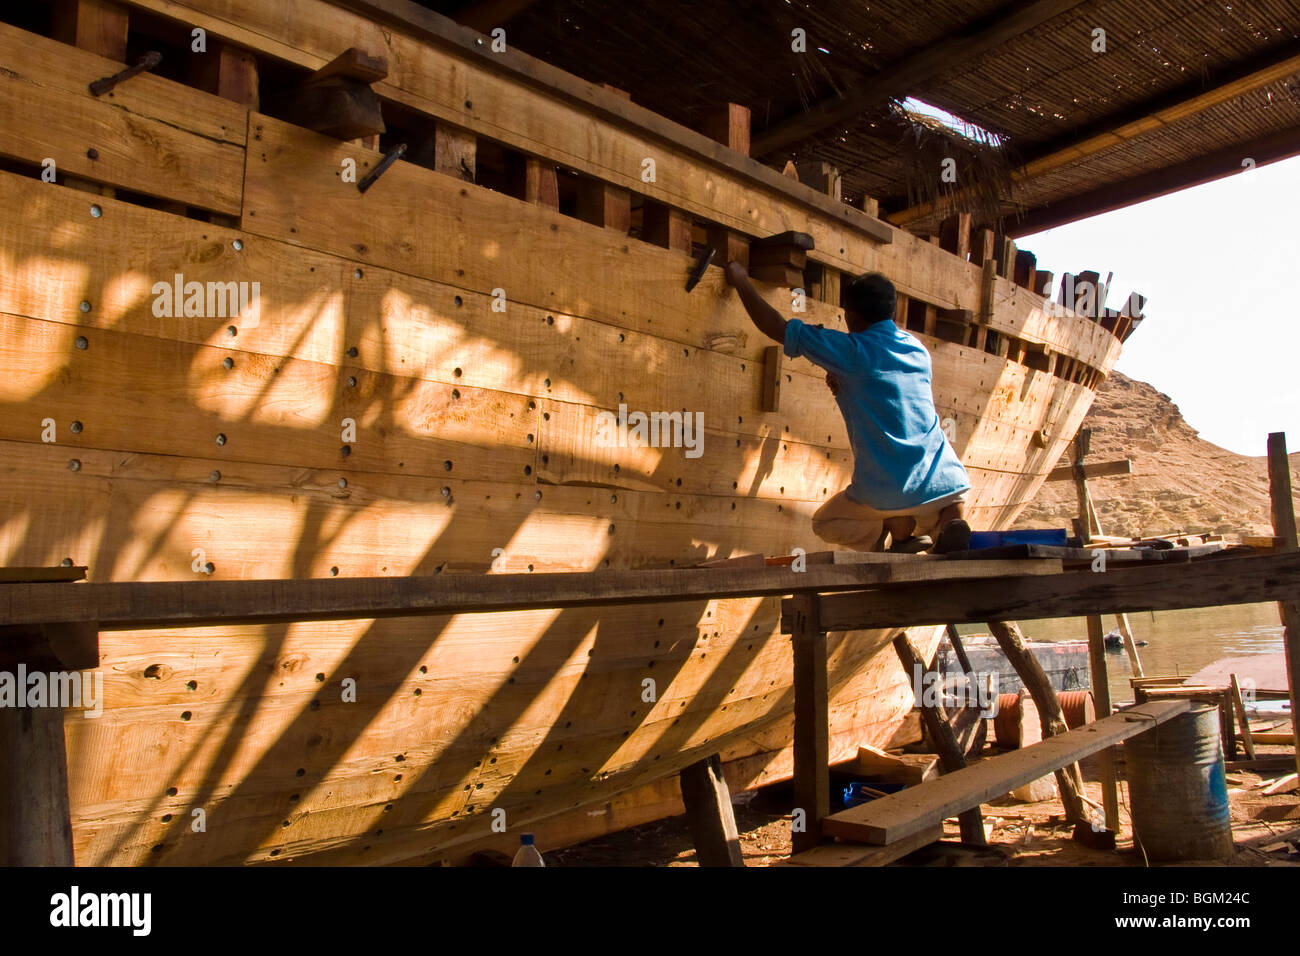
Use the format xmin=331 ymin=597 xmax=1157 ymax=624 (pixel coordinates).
xmin=0 ymin=0 xmax=1145 ymax=865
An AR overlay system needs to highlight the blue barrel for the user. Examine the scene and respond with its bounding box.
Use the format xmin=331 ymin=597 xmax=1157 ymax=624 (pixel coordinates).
xmin=1124 ymin=705 xmax=1233 ymax=861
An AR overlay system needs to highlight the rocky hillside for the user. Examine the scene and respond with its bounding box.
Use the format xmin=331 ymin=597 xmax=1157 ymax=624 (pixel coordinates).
xmin=1015 ymin=372 xmax=1297 ymax=538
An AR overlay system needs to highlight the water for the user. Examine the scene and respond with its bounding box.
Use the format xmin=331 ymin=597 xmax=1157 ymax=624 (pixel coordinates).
xmin=956 ymin=602 xmax=1287 ymax=706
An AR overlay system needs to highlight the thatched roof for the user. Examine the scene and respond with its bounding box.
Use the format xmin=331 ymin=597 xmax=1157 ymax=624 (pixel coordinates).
xmin=423 ymin=0 xmax=1300 ymax=236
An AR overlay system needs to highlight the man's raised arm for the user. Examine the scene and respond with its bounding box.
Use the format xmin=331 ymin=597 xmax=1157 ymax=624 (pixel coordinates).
xmin=725 ymin=262 xmax=787 ymax=344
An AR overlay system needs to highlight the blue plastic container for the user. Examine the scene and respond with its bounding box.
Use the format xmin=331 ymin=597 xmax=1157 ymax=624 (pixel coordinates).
xmin=968 ymin=528 xmax=1068 ymax=550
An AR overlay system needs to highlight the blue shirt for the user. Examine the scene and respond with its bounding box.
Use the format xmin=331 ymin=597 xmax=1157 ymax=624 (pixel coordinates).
xmin=784 ymin=318 xmax=970 ymax=510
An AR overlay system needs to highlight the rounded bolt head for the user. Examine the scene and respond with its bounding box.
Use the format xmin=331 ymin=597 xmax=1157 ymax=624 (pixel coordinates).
xmin=227 ymin=325 xmax=238 ymax=337
xmin=74 ymin=336 xmax=88 ymax=350
xmin=347 ymin=347 xmax=358 ymax=358
xmin=210 ymin=470 xmax=221 ymax=482
xmin=61 ymin=558 xmax=73 ymax=567
xmin=79 ymin=300 xmax=91 ymax=313
xmin=346 ymin=376 xmax=357 ymax=388
xmin=441 ymin=486 xmax=450 ymax=497
xmin=353 ymin=268 xmax=363 ymax=279
xmin=70 ymin=421 xmax=83 ymax=434
xmin=215 ymin=433 xmax=227 ymax=446
xmin=89 ymin=205 xmax=102 ymax=218
xmin=203 ymin=562 xmax=214 ymax=575
xmin=86 ymin=148 xmax=99 ymax=160
xmin=232 ymin=239 xmax=244 ymax=251
xmin=338 ymin=478 xmax=348 ymax=489
xmin=223 ymin=357 xmax=234 ymax=369
xmin=68 ymin=459 xmax=81 ymax=471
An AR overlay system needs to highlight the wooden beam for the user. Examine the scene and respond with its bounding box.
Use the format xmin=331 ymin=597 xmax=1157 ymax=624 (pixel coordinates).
xmin=822 ymin=700 xmax=1192 ymax=845
xmin=702 ymin=103 xmax=752 ymax=159
xmin=1086 ymin=615 xmax=1120 ymax=831
xmin=790 ymin=592 xmax=828 ymax=854
xmin=0 ymin=558 xmax=1054 ymax=631
xmin=191 ymin=41 xmax=260 ymax=109
xmin=751 ymin=0 xmax=1086 ymax=156
xmin=781 ymin=824 xmax=942 ymax=866
xmin=1009 ymin=124 xmax=1300 ymax=236
xmin=892 ymin=632 xmax=985 ymax=844
xmin=507 ymin=154 xmax=559 ymax=209
xmin=703 ymin=102 xmax=752 ymax=268
xmin=1230 ymin=674 xmax=1256 ymax=760
xmin=434 ymin=123 xmax=477 ymax=181
xmin=1267 ymin=432 xmax=1300 ymax=779
xmin=679 ymin=754 xmax=745 ymax=866
xmin=642 ymin=202 xmax=692 ymax=253
xmin=1045 ymin=459 xmax=1132 ymax=482
xmin=809 ymin=550 xmax=1300 ymax=631
xmin=0 ymin=706 xmax=75 ymax=865
xmin=894 ymin=37 xmax=1300 ymax=227
xmin=938 ymin=212 xmax=970 ymax=260
xmin=53 ymin=0 xmax=127 ymax=61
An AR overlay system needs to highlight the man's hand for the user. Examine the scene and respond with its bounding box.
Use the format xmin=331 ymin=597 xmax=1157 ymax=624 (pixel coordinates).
xmin=724 ymin=261 xmax=747 ymax=288
xmin=826 ymin=372 xmax=841 ymax=397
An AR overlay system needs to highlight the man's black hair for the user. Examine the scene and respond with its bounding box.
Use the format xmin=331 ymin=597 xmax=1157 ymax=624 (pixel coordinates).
xmin=843 ymin=272 xmax=896 ymax=325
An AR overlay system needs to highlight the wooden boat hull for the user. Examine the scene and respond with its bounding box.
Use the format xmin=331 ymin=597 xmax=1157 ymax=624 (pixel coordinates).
xmin=0 ymin=1 xmax=1122 ymax=864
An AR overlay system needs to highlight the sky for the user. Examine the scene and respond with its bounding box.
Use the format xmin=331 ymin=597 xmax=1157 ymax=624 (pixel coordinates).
xmin=1017 ymin=155 xmax=1300 ymax=458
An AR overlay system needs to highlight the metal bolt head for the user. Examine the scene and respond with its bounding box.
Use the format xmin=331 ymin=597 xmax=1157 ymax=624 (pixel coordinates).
xmin=68 ymin=459 xmax=81 ymax=471
xmin=61 ymin=558 xmax=73 ymax=567
xmin=210 ymin=470 xmax=221 ymax=482
xmin=89 ymin=204 xmax=102 ymax=218
xmin=215 ymin=433 xmax=227 ymax=446
xmin=232 ymin=239 xmax=243 ymax=251
xmin=74 ymin=336 xmax=88 ymax=350
xmin=86 ymin=148 xmax=99 ymax=160
xmin=79 ymin=300 xmax=91 ymax=313
xmin=227 ymin=325 xmax=238 ymax=337
xmin=223 ymin=357 xmax=234 ymax=369
xmin=70 ymin=421 xmax=83 ymax=434
xmin=338 ymin=478 xmax=348 ymax=489
xmin=346 ymin=376 xmax=357 ymax=388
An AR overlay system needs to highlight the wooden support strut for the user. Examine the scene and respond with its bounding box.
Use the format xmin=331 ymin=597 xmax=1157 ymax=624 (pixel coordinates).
xmin=1086 ymin=615 xmax=1121 ymax=832
xmin=679 ymin=754 xmax=745 ymax=866
xmin=985 ymin=621 xmax=1090 ymax=827
xmin=1266 ymin=432 xmax=1300 ymax=779
xmin=789 ymin=592 xmax=828 ymax=854
xmin=892 ymin=632 xmax=986 ymax=845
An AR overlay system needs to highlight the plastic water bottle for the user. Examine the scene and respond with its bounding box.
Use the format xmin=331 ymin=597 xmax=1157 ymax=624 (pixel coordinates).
xmin=511 ymin=833 xmax=545 ymax=867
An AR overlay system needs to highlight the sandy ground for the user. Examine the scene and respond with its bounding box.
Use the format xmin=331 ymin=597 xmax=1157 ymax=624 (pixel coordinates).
xmin=546 ymin=748 xmax=1300 ymax=867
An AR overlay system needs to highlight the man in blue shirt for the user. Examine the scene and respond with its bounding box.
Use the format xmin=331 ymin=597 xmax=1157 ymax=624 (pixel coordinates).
xmin=725 ymin=263 xmax=972 ymax=553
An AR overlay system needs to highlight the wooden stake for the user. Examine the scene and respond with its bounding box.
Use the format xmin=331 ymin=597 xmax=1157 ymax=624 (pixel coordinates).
xmin=1115 ymin=613 xmax=1144 ymax=678
xmin=892 ymin=632 xmax=985 ymax=845
xmin=679 ymin=754 xmax=745 ymax=866
xmin=1086 ymin=614 xmax=1120 ymax=832
xmin=1229 ymin=673 xmax=1256 ymax=760
xmin=985 ymin=621 xmax=1089 ymax=825
xmin=1266 ymin=432 xmax=1300 ymax=778
xmin=790 ymin=593 xmax=828 ymax=854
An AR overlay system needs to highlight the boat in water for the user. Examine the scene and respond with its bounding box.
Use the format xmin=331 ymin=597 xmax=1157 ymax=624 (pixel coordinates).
xmin=0 ymin=0 xmax=1134 ymax=864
